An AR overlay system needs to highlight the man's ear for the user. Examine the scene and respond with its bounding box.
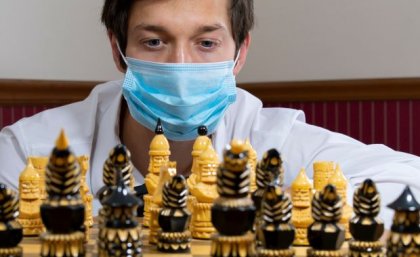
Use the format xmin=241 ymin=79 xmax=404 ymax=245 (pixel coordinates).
xmin=233 ymin=33 xmax=251 ymax=76
xmin=108 ymin=31 xmax=126 ymax=73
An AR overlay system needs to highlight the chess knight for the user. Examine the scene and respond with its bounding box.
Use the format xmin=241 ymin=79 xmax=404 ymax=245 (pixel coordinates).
xmin=18 ymin=159 xmax=44 ymax=236
xmin=190 ymin=144 xmax=219 ymax=239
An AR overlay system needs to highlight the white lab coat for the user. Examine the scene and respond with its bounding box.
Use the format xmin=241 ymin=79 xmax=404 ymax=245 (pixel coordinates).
xmin=1 ymin=80 xmax=419 ymax=228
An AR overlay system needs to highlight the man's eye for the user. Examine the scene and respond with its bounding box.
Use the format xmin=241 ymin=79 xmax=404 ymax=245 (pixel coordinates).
xmin=200 ymin=40 xmax=216 ymax=48
xmin=144 ymin=39 xmax=162 ymax=48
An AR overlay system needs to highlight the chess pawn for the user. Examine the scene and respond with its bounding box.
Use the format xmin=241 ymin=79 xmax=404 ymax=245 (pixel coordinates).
xmin=28 ymin=156 xmax=49 ymax=200
xmin=244 ymin=139 xmax=258 ymax=193
xmin=0 ymin=183 xmax=23 ymax=257
xmin=99 ymin=171 xmax=142 ymax=257
xmin=149 ymin=162 xmax=176 ymax=245
xmin=78 ymin=156 xmax=93 ymax=231
xmin=386 ymin=186 xmax=420 ymax=257
xmin=157 ymin=175 xmax=191 ymax=252
xmin=307 ymin=184 xmax=345 ymax=257
xmin=211 ymin=140 xmax=257 ymax=257
xmin=349 ymin=179 xmax=384 ymax=257
xmin=251 ymin=149 xmax=282 ymax=245
xmin=17 ymin=159 xmax=44 ymax=236
xmin=190 ymin=145 xmax=219 ymax=239
xmin=258 ymin=183 xmax=295 ymax=257
xmin=313 ymin=161 xmax=335 ymax=192
xmin=291 ymin=168 xmax=313 ymax=245
xmin=97 ymin=144 xmax=135 ymax=227
xmin=39 ymin=130 xmax=85 ymax=257
xmin=143 ymin=119 xmax=170 ymax=227
xmin=328 ymin=165 xmax=352 ymax=239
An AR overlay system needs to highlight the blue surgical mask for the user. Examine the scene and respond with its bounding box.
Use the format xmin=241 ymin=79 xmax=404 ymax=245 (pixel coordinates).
xmin=119 ymin=47 xmax=239 ymax=141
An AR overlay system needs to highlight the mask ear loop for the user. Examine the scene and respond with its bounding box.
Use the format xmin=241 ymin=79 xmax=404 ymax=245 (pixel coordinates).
xmin=116 ymin=42 xmax=129 ymax=66
xmin=233 ymin=48 xmax=241 ymax=67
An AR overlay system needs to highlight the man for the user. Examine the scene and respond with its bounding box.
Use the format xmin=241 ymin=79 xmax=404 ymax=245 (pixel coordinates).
xmin=0 ymin=0 xmax=419 ymax=228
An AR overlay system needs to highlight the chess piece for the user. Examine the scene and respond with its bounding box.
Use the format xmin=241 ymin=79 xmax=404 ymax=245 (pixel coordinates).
xmin=78 ymin=156 xmax=93 ymax=231
xmin=329 ymin=164 xmax=352 ymax=239
xmin=307 ymin=184 xmax=345 ymax=257
xmin=157 ymin=175 xmax=191 ymax=252
xmin=187 ymin=125 xmax=211 ymax=190
xmin=313 ymin=161 xmax=335 ymax=192
xmin=98 ymin=171 xmax=142 ymax=257
xmin=291 ymin=168 xmax=313 ymax=245
xmin=0 ymin=183 xmax=23 ymax=257
xmin=39 ymin=130 xmax=85 ymax=257
xmin=244 ymin=139 xmax=258 ymax=193
xmin=149 ymin=162 xmax=176 ymax=245
xmin=349 ymin=179 xmax=384 ymax=257
xmin=386 ymin=186 xmax=420 ymax=257
xmin=143 ymin=119 xmax=170 ymax=227
xmin=251 ymin=149 xmax=282 ymax=245
xmin=211 ymin=140 xmax=257 ymax=257
xmin=28 ymin=156 xmax=49 ymax=200
xmin=97 ymin=144 xmax=135 ymax=227
xmin=258 ymin=183 xmax=295 ymax=257
xmin=17 ymin=159 xmax=44 ymax=236
xmin=190 ymin=145 xmax=219 ymax=239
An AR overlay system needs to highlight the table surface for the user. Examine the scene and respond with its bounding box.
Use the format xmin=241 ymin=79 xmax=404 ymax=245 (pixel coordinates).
xmin=18 ymin=222 xmax=359 ymax=257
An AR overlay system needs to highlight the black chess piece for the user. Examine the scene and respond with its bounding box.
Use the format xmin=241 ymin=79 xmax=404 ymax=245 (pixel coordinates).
xmin=39 ymin=130 xmax=85 ymax=257
xmin=98 ymin=170 xmax=142 ymax=257
xmin=258 ymin=183 xmax=295 ymax=257
xmin=0 ymin=183 xmax=23 ymax=257
xmin=349 ymin=179 xmax=384 ymax=257
xmin=251 ymin=149 xmax=282 ymax=245
xmin=307 ymin=184 xmax=345 ymax=257
xmin=210 ymin=140 xmax=257 ymax=257
xmin=386 ymin=186 xmax=420 ymax=257
xmin=157 ymin=175 xmax=191 ymax=252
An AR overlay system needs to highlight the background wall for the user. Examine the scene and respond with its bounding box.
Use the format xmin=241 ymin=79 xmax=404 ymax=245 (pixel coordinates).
xmin=1 ymin=0 xmax=420 ymax=83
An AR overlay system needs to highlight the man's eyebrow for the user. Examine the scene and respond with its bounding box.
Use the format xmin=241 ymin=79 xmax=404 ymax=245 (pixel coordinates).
xmin=133 ymin=24 xmax=168 ymax=33
xmin=132 ymin=23 xmax=227 ymax=34
xmin=195 ymin=23 xmax=227 ymax=34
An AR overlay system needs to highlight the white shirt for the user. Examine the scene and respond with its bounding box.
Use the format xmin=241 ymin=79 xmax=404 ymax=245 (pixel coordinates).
xmin=1 ymin=80 xmax=419 ymax=228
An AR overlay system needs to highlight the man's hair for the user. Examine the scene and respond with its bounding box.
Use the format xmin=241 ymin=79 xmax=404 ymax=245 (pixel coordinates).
xmin=101 ymin=0 xmax=254 ymax=66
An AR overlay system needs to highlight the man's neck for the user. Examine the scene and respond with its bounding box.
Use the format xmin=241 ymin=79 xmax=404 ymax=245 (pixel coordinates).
xmin=120 ymin=101 xmax=194 ymax=178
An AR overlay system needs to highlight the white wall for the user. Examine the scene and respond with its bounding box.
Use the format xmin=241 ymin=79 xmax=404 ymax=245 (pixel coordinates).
xmin=1 ymin=0 xmax=420 ymax=83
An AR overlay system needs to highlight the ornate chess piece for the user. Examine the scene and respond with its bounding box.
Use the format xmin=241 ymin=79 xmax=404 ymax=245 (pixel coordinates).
xmin=98 ymin=171 xmax=142 ymax=257
xmin=307 ymin=184 xmax=345 ymax=257
xmin=329 ymin=165 xmax=352 ymax=239
xmin=17 ymin=159 xmax=44 ymax=236
xmin=0 ymin=183 xmax=23 ymax=257
xmin=386 ymin=186 xmax=420 ymax=257
xmin=28 ymin=156 xmax=49 ymax=200
xmin=190 ymin=144 xmax=219 ymax=239
xmin=157 ymin=175 xmax=191 ymax=252
xmin=149 ymin=162 xmax=176 ymax=245
xmin=143 ymin=119 xmax=170 ymax=227
xmin=210 ymin=140 xmax=257 ymax=257
xmin=258 ymin=183 xmax=295 ymax=257
xmin=251 ymin=149 xmax=282 ymax=245
xmin=39 ymin=130 xmax=85 ymax=257
xmin=291 ymin=168 xmax=313 ymax=245
xmin=313 ymin=161 xmax=335 ymax=192
xmin=244 ymin=139 xmax=258 ymax=193
xmin=349 ymin=179 xmax=384 ymax=257
xmin=78 ymin=155 xmax=93 ymax=241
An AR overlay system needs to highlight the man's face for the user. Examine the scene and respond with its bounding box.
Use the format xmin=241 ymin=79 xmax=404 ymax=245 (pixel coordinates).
xmin=125 ymin=0 xmax=237 ymax=64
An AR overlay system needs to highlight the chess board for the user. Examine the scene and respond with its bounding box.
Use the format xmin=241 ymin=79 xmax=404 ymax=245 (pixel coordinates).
xmin=19 ymin=218 xmax=346 ymax=257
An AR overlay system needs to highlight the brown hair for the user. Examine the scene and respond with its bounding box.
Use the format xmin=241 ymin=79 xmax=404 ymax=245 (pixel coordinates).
xmin=101 ymin=0 xmax=254 ymax=67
